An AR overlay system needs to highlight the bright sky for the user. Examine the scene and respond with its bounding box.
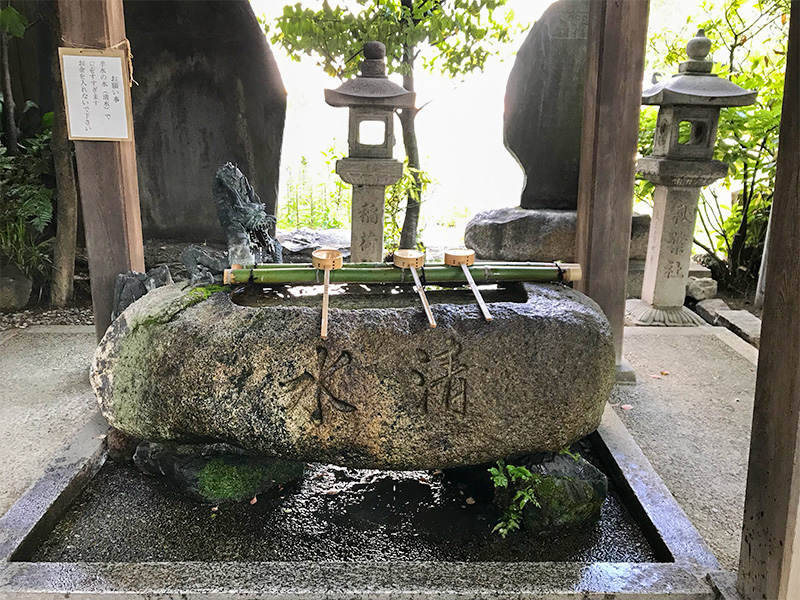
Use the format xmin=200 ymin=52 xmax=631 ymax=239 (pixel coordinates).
xmin=251 ymin=0 xmax=704 ymax=241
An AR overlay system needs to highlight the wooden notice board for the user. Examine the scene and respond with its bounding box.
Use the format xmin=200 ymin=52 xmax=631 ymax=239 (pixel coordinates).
xmin=58 ymin=47 xmax=134 ymax=141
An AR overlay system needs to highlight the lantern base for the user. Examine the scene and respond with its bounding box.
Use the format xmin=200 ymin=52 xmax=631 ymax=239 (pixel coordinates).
xmin=625 ymin=299 xmax=706 ymax=327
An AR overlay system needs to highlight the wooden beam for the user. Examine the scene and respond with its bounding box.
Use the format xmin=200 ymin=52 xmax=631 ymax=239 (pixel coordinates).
xmin=575 ymin=0 xmax=649 ymax=364
xmin=738 ymin=3 xmax=800 ymax=598
xmin=56 ymin=0 xmax=144 ymax=340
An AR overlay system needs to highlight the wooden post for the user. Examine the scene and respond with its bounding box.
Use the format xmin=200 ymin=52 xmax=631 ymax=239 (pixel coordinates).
xmin=575 ymin=0 xmax=649 ymax=367
xmin=738 ymin=3 xmax=800 ymax=598
xmin=56 ymin=0 xmax=145 ymax=340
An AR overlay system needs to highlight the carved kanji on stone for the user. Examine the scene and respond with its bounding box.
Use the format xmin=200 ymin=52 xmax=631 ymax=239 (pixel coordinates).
xmin=281 ymin=347 xmax=356 ymax=424
xmin=410 ymin=338 xmax=468 ymax=415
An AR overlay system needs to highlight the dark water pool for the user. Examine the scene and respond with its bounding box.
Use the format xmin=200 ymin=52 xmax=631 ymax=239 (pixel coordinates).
xmin=32 ymin=443 xmax=657 ymax=563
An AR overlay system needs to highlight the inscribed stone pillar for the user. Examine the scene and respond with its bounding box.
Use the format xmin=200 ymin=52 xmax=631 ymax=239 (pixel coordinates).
xmin=641 ymin=186 xmax=702 ymax=308
xmin=125 ymin=0 xmax=286 ymax=242
xmin=337 ymin=158 xmax=402 ymax=262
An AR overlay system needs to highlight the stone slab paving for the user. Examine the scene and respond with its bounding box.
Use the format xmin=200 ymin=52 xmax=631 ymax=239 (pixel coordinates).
xmin=0 ymin=326 xmax=97 ymax=517
xmin=618 ymin=326 xmax=757 ymax=572
xmin=714 ymin=309 xmax=762 ymax=349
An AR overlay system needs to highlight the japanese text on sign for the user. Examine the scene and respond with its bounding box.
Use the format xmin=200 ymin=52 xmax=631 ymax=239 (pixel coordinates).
xmin=59 ymin=48 xmax=132 ymax=141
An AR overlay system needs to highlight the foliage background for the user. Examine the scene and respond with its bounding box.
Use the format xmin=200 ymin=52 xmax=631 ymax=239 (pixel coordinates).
xmin=637 ymin=0 xmax=789 ymax=290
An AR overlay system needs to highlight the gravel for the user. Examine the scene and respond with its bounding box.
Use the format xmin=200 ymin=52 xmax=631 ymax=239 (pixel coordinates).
xmin=0 ymin=307 xmax=94 ymax=331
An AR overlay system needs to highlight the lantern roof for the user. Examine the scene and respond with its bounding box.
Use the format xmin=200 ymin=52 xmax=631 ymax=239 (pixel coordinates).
xmin=642 ymin=30 xmax=757 ymax=107
xmin=325 ymin=41 xmax=416 ymax=110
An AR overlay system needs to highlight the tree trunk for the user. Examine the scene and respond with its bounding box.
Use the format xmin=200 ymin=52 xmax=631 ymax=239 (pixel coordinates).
xmin=398 ymin=42 xmax=422 ymax=250
xmin=729 ymin=174 xmax=752 ymax=276
xmin=0 ymin=29 xmax=19 ymax=154
xmin=49 ymin=32 xmax=78 ymax=307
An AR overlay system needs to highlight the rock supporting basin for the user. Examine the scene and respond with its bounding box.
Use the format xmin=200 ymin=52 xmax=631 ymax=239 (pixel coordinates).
xmin=92 ymin=282 xmax=615 ymax=469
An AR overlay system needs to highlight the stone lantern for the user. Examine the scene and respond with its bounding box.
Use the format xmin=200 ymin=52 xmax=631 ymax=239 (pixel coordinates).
xmin=626 ymin=30 xmax=756 ymax=326
xmin=325 ymin=41 xmax=415 ymax=262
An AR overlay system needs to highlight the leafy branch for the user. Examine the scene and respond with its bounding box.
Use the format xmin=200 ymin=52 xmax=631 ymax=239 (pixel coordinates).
xmin=488 ymin=460 xmax=540 ymax=538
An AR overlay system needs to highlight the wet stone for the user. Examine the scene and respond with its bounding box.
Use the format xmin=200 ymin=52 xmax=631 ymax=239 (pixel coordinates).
xmin=133 ymin=441 xmax=305 ymax=504
xmin=92 ymin=282 xmax=615 ymax=470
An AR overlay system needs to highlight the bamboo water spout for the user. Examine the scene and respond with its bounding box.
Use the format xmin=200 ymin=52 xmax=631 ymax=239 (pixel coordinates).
xmin=223 ymin=261 xmax=582 ymax=286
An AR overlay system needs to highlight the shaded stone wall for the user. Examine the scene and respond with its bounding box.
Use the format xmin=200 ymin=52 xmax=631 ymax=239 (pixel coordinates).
xmin=503 ymin=0 xmax=589 ymax=210
xmin=125 ymin=0 xmax=286 ymax=242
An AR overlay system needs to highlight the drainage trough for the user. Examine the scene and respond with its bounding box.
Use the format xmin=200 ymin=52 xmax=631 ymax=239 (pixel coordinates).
xmin=0 ymin=405 xmax=730 ymax=599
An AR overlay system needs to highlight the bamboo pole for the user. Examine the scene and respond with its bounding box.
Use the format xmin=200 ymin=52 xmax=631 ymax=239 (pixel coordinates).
xmin=224 ymin=262 xmax=581 ymax=286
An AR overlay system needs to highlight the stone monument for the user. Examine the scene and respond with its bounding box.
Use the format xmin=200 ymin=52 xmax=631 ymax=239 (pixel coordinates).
xmin=124 ymin=0 xmax=286 ymax=243
xmin=626 ymin=30 xmax=756 ymax=326
xmin=325 ymin=42 xmax=415 ymax=262
xmin=504 ymin=0 xmax=589 ymax=210
xmin=464 ymin=0 xmax=653 ymax=285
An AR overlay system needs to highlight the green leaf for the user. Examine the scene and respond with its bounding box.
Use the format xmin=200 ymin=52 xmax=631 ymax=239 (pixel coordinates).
xmin=40 ymin=112 xmax=54 ymax=129
xmin=0 ymin=5 xmax=29 ymax=38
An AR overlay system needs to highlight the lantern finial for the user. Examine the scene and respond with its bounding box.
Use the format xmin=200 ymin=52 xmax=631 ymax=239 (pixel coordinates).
xmin=680 ymin=29 xmax=714 ymax=73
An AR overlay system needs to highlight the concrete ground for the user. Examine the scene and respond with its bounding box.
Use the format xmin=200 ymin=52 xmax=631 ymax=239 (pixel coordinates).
xmin=616 ymin=326 xmax=757 ymax=571
xmin=0 ymin=323 xmax=757 ymax=573
xmin=0 ymin=326 xmax=97 ymax=517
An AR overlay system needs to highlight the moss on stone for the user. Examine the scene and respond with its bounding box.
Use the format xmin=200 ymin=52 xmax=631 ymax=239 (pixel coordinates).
xmin=186 ymin=285 xmax=231 ymax=306
xmin=197 ymin=458 xmax=269 ymax=502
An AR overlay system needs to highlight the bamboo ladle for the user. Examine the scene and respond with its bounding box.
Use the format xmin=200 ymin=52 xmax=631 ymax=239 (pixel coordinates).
xmin=393 ymin=249 xmax=436 ymax=328
xmin=312 ymin=248 xmax=344 ymax=339
xmin=444 ymin=248 xmax=492 ymax=321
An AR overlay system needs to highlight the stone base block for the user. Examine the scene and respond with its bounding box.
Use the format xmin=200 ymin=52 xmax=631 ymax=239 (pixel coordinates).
xmin=626 ymin=259 xmax=711 ymax=299
xmin=715 ymin=309 xmax=761 ymax=348
xmin=695 ymin=298 xmax=730 ymax=324
xmin=616 ymin=357 xmax=637 ymax=384
xmin=625 ymin=299 xmax=707 ymax=327
xmin=464 ymin=207 xmax=650 ymax=263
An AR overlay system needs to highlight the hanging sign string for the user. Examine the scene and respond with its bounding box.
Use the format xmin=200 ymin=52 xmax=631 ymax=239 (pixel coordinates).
xmin=59 ymin=36 xmax=137 ymax=87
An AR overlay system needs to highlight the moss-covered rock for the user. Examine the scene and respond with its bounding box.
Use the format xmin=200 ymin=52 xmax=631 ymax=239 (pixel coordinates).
xmin=494 ymin=452 xmax=607 ymax=533
xmin=133 ymin=441 xmax=305 ymax=504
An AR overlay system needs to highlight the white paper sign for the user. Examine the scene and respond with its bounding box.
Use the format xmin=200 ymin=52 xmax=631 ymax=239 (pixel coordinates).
xmin=59 ymin=48 xmax=133 ymax=141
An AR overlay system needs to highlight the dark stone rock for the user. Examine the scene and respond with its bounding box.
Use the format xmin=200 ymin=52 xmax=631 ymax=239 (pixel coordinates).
xmin=0 ymin=264 xmax=32 ymax=313
xmin=277 ymin=228 xmax=352 ymax=263
xmin=111 ymin=265 xmax=174 ymax=320
xmin=124 ymin=0 xmax=286 ymax=243
xmin=504 ymin=0 xmax=590 ymax=210
xmin=495 ymin=452 xmax=608 ymax=533
xmin=92 ymin=282 xmax=615 ymax=470
xmin=181 ymin=245 xmax=229 ymax=285
xmin=133 ymin=441 xmax=305 ymax=504
xmin=465 ymin=208 xmax=577 ymax=261
xmin=105 ymin=427 xmax=140 ymax=464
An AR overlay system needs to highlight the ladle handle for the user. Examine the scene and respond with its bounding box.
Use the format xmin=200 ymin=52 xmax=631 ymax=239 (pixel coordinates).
xmin=410 ymin=267 xmax=436 ymax=329
xmin=321 ymin=268 xmax=331 ymax=339
xmin=461 ymin=263 xmax=492 ymax=321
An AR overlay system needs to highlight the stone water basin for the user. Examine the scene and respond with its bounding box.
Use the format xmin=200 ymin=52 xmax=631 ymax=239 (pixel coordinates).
xmin=92 ymin=282 xmax=615 ymax=470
